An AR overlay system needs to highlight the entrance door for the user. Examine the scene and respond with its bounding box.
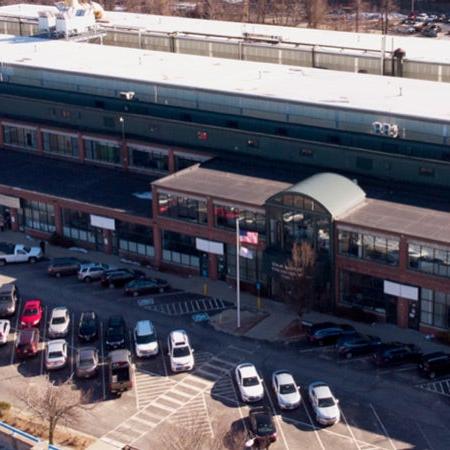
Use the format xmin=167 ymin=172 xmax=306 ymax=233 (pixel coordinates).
xmin=93 ymin=228 xmax=104 ymax=252
xmin=385 ymin=296 xmax=398 ymax=324
xmin=408 ymin=300 xmax=420 ymax=330
xmin=217 ymin=254 xmax=226 ymax=281
xmin=199 ymin=253 xmax=209 ymax=277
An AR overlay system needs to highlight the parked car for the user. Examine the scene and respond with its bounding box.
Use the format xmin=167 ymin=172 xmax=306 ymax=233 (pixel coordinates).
xmin=15 ymin=328 xmax=40 ymax=358
xmin=0 ymin=319 xmax=11 ymax=345
xmin=336 ymin=334 xmax=383 ymax=359
xmin=19 ymin=299 xmax=43 ymax=328
xmin=78 ymin=263 xmax=112 ymax=283
xmin=308 ymin=382 xmax=340 ymax=426
xmin=0 ymin=243 xmax=42 ymax=266
xmin=167 ymin=329 xmax=194 ymax=372
xmin=105 ymin=315 xmax=127 ymax=351
xmin=373 ymin=343 xmax=422 ymax=367
xmin=124 ymin=278 xmax=169 ymax=297
xmin=78 ymin=311 xmax=99 ymax=342
xmin=272 ymin=370 xmax=301 ymax=410
xmin=248 ymin=406 xmax=277 ymax=446
xmin=0 ymin=283 xmax=19 ymax=317
xmin=418 ymin=352 xmax=450 ymax=379
xmin=100 ymin=268 xmax=145 ymax=288
xmin=307 ymin=322 xmax=356 ymax=346
xmin=48 ymin=306 xmax=70 ymax=338
xmin=422 ymin=26 xmax=438 ymax=37
xmin=45 ymin=339 xmax=68 ymax=370
xmin=76 ymin=347 xmax=99 ymax=378
xmin=235 ymin=363 xmax=264 ymax=403
xmin=134 ymin=320 xmax=159 ymax=358
xmin=47 ymin=257 xmax=87 ymax=277
xmin=108 ymin=349 xmax=134 ymax=395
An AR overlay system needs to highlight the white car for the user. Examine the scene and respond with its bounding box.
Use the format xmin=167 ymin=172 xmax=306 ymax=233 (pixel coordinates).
xmin=134 ymin=320 xmax=159 ymax=358
xmin=0 ymin=319 xmax=11 ymax=345
xmin=272 ymin=370 xmax=301 ymax=410
xmin=78 ymin=263 xmax=111 ymax=282
xmin=167 ymin=329 xmax=194 ymax=372
xmin=45 ymin=339 xmax=68 ymax=370
xmin=48 ymin=307 xmax=70 ymax=338
xmin=308 ymin=382 xmax=340 ymax=426
xmin=235 ymin=363 xmax=264 ymax=403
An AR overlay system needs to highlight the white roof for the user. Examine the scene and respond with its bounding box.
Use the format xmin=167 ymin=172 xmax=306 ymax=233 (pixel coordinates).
xmin=51 ymin=307 xmax=68 ymax=317
xmin=275 ymin=371 xmax=295 ymax=385
xmin=238 ymin=363 xmax=258 ymax=377
xmin=313 ymin=384 xmax=333 ymax=398
xmin=1 ymin=34 xmax=450 ymax=123
xmin=1 ymin=4 xmax=450 ymax=64
xmin=47 ymin=339 xmax=66 ymax=350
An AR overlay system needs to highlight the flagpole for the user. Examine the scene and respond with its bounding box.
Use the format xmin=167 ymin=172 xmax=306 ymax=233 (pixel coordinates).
xmin=236 ymin=216 xmax=241 ymax=329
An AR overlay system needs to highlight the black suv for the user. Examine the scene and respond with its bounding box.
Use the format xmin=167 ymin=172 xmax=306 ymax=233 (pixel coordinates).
xmin=48 ymin=257 xmax=87 ymax=277
xmin=78 ymin=311 xmax=99 ymax=342
xmin=373 ymin=343 xmax=422 ymax=367
xmin=100 ymin=268 xmax=145 ymax=288
xmin=418 ymin=352 xmax=450 ymax=379
xmin=307 ymin=322 xmax=356 ymax=346
xmin=105 ymin=315 xmax=127 ymax=350
xmin=248 ymin=406 xmax=277 ymax=446
xmin=336 ymin=333 xmax=382 ymax=359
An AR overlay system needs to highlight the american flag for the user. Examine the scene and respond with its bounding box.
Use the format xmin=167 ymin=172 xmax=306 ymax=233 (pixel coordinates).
xmin=239 ymin=230 xmax=259 ymax=244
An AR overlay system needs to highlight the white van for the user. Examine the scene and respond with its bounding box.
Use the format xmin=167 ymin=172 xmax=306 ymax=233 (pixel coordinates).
xmin=167 ymin=329 xmax=194 ymax=372
xmin=134 ymin=320 xmax=159 ymax=358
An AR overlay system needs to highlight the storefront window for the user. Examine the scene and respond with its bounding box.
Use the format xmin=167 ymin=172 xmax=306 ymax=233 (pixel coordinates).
xmin=129 ymin=146 xmax=168 ymax=172
xmin=158 ymin=193 xmax=207 ymax=225
xmin=409 ymin=243 xmax=450 ymax=279
xmin=338 ymin=229 xmax=399 ymax=266
xmin=23 ymin=200 xmax=55 ymax=233
xmin=117 ymin=221 xmax=154 ymax=258
xmin=3 ymin=125 xmax=37 ymax=149
xmin=226 ymin=245 xmax=263 ymax=283
xmin=43 ymin=132 xmax=79 ymax=157
xmin=62 ymin=209 xmax=95 ymax=243
xmin=420 ymin=288 xmax=450 ymax=329
xmin=84 ymin=139 xmax=121 ymax=165
xmin=162 ymin=231 xmax=200 ymax=268
xmin=214 ymin=204 xmax=265 ymax=235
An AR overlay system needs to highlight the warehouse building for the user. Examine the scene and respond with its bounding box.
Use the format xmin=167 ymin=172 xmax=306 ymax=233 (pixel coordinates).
xmin=0 ymin=34 xmax=449 ymax=336
xmin=1 ymin=3 xmax=450 ymax=82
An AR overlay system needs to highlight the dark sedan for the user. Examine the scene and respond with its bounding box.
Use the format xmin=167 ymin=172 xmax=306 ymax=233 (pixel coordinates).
xmin=124 ymin=278 xmax=169 ymax=297
xmin=373 ymin=343 xmax=422 ymax=367
xmin=336 ymin=334 xmax=382 ymax=359
xmin=78 ymin=311 xmax=99 ymax=342
xmin=418 ymin=352 xmax=450 ymax=379
xmin=100 ymin=268 xmax=146 ymax=288
xmin=307 ymin=322 xmax=357 ymax=346
xmin=105 ymin=315 xmax=127 ymax=350
xmin=248 ymin=406 xmax=277 ymax=446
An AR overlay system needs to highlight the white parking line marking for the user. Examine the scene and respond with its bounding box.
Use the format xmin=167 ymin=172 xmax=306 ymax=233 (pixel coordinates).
xmin=160 ymin=341 xmax=168 ymax=377
xmin=266 ymin=384 xmax=290 ymax=450
xmin=9 ymin=297 xmax=22 ymax=365
xmin=70 ymin=312 xmax=75 ymax=376
xmin=369 ymin=403 xmax=396 ymax=450
xmin=415 ymin=421 xmax=435 ymax=450
xmin=301 ymin=401 xmax=326 ymax=450
xmin=99 ymin=322 xmax=106 ymax=401
xmin=40 ymin=306 xmax=48 ymax=375
xmin=378 ymin=365 xmax=417 ymax=375
xmin=340 ymin=409 xmax=361 ymax=450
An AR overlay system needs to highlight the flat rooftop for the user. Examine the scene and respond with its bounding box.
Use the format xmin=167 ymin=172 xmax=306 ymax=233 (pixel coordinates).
xmin=1 ymin=4 xmax=450 ymax=64
xmin=0 ymin=149 xmax=155 ymax=218
xmin=1 ymin=35 xmax=450 ymax=123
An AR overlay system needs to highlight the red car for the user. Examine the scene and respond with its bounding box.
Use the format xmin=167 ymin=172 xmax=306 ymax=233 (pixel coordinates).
xmin=20 ymin=299 xmax=43 ymax=328
xmin=15 ymin=328 xmax=40 ymax=358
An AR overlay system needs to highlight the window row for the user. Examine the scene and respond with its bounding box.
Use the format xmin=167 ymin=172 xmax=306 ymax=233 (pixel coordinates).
xmin=43 ymin=132 xmax=79 ymax=157
xmin=214 ymin=205 xmax=265 ymax=235
xmin=158 ymin=193 xmax=207 ymax=225
xmin=3 ymin=125 xmax=37 ymax=149
xmin=421 ymin=288 xmax=450 ymax=330
xmin=23 ymin=200 xmax=56 ymax=233
xmin=409 ymin=243 xmax=450 ymax=279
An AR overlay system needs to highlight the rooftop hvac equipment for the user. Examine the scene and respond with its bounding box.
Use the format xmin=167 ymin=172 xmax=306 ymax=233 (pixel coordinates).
xmin=242 ymin=32 xmax=282 ymax=44
xmin=119 ymin=91 xmax=135 ymax=100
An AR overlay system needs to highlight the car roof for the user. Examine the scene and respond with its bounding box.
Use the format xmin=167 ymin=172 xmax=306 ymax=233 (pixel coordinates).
xmin=81 ymin=311 xmax=96 ymax=319
xmin=170 ymin=329 xmax=188 ymax=344
xmin=311 ymin=382 xmax=332 ymax=398
xmin=24 ymin=299 xmax=41 ymax=308
xmin=136 ymin=320 xmax=154 ymax=335
xmin=108 ymin=315 xmax=125 ymax=324
xmin=78 ymin=347 xmax=97 ymax=357
xmin=310 ymin=322 xmax=338 ymax=331
xmin=47 ymin=339 xmax=66 ymax=349
xmin=18 ymin=328 xmax=38 ymax=341
xmin=109 ymin=349 xmax=130 ymax=362
xmin=238 ymin=363 xmax=258 ymax=377
xmin=51 ymin=307 xmax=68 ymax=317
xmin=274 ymin=371 xmax=295 ymax=385
xmin=0 ymin=283 xmax=15 ymax=294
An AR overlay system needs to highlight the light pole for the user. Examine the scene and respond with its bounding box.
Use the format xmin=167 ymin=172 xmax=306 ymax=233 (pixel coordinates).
xmin=119 ymin=116 xmax=125 ymax=141
xmin=236 ymin=216 xmax=243 ymax=329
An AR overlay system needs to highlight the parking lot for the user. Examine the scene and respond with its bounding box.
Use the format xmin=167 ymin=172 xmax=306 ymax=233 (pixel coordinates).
xmin=1 ymin=259 xmax=450 ymax=449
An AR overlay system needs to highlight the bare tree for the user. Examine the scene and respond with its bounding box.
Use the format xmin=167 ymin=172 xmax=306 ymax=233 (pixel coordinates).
xmin=303 ymin=0 xmax=329 ymax=29
xmin=15 ymin=376 xmax=92 ymax=445
xmin=269 ymin=0 xmax=304 ymax=26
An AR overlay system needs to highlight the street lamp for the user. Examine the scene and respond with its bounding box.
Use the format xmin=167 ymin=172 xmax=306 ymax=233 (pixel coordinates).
xmin=119 ymin=116 xmax=125 ymax=141
xmin=236 ymin=216 xmax=243 ymax=329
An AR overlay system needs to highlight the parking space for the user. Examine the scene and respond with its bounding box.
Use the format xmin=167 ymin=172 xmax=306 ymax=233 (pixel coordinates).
xmin=417 ymin=378 xmax=450 ymax=397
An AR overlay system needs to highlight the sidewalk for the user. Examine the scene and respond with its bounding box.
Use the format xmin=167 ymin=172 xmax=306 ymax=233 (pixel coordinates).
xmin=1 ymin=230 xmax=449 ymax=355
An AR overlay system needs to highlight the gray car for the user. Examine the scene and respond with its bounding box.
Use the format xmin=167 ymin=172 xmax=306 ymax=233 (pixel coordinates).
xmin=0 ymin=283 xmax=18 ymax=317
xmin=76 ymin=347 xmax=99 ymax=378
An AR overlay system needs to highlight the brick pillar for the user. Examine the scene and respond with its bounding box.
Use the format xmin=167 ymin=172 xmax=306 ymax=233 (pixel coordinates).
xmin=103 ymin=229 xmax=112 ymax=254
xmin=121 ymin=142 xmax=129 ymax=171
xmin=36 ymin=127 xmax=44 ymax=155
xmin=10 ymin=208 xmax=19 ymax=232
xmin=53 ymin=204 xmax=63 ymax=235
xmin=398 ymin=236 xmax=408 ymax=270
xmin=168 ymin=149 xmax=176 ymax=173
xmin=78 ymin=133 xmax=85 ymax=163
xmin=207 ymin=197 xmax=214 ymax=228
xmin=397 ymin=297 xmax=409 ymax=329
xmin=153 ymin=224 xmax=162 ymax=267
xmin=208 ymin=253 xmax=218 ymax=280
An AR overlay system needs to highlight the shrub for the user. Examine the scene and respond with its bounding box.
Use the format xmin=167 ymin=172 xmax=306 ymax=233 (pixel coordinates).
xmin=49 ymin=232 xmax=75 ymax=248
xmin=0 ymin=401 xmax=11 ymax=417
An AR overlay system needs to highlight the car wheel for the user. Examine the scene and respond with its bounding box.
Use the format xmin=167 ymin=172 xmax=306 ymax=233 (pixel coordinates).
xmin=159 ymin=287 xmax=164 ymax=294
xmin=85 ymin=277 xmax=92 ymax=283
xmin=0 ymin=259 xmax=6 ymax=266
xmin=346 ymin=352 xmax=352 ymax=359
xmin=55 ymin=272 xmax=61 ymax=278
xmin=318 ymin=340 xmax=324 ymax=346
xmin=429 ymin=371 xmax=436 ymax=379
xmin=29 ymin=257 xmax=37 ymax=264
xmin=133 ymin=291 xmax=139 ymax=297
xmin=109 ymin=283 xmax=115 ymax=289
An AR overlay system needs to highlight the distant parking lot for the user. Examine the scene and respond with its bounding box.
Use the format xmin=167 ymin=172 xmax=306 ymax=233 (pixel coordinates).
xmin=1 ymin=259 xmax=450 ymax=449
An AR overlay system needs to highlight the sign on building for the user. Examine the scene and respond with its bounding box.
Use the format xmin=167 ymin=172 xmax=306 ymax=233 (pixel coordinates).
xmin=383 ymin=280 xmax=418 ymax=301
xmin=90 ymin=214 xmax=115 ymax=231
xmin=195 ymin=238 xmax=224 ymax=255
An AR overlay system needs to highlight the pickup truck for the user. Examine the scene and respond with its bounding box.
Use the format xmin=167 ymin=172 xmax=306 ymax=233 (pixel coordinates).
xmin=108 ymin=349 xmax=134 ymax=396
xmin=0 ymin=243 xmax=43 ymax=266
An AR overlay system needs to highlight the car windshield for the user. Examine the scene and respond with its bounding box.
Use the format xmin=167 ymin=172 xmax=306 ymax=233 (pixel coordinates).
xmin=243 ymin=376 xmax=259 ymax=387
xmin=82 ymin=319 xmax=96 ymax=329
xmin=24 ymin=308 xmax=38 ymax=316
xmin=136 ymin=333 xmax=156 ymax=344
xmin=173 ymin=346 xmax=190 ymax=357
xmin=318 ymin=397 xmax=335 ymax=408
xmin=280 ymin=383 xmax=296 ymax=395
xmin=52 ymin=317 xmax=66 ymax=325
xmin=80 ymin=357 xmax=95 ymax=366
xmin=49 ymin=351 xmax=63 ymax=359
xmin=23 ymin=246 xmax=31 ymax=252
